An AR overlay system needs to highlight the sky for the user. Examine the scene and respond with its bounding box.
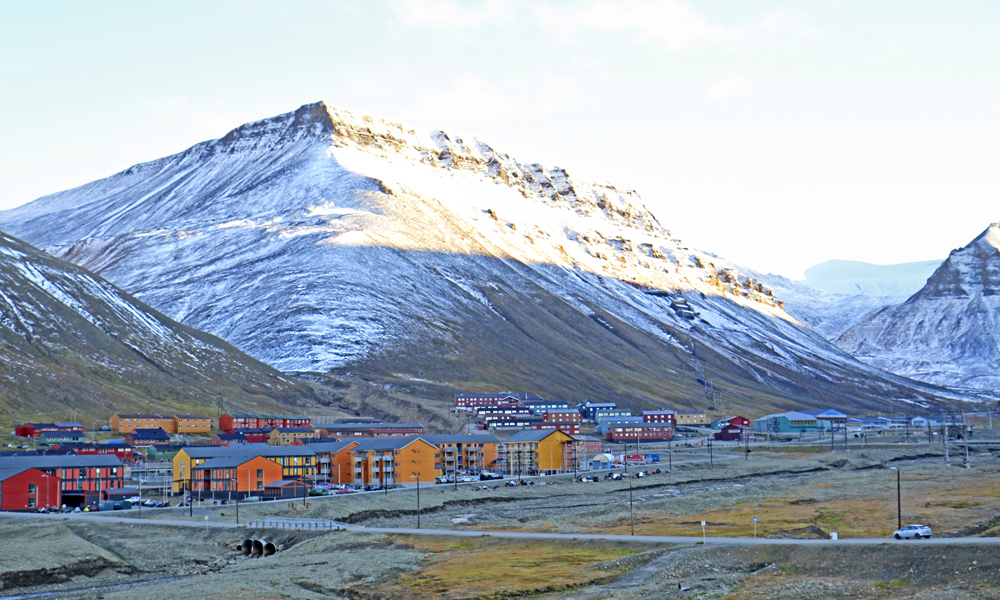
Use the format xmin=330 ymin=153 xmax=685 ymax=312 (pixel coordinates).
xmin=2 ymin=1 xmax=999 ymax=279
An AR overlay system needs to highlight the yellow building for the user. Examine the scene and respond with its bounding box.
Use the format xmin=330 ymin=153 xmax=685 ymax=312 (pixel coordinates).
xmin=267 ymin=426 xmax=317 ymax=445
xmin=500 ymin=429 xmax=575 ymax=475
xmin=675 ymin=411 xmax=709 ymax=426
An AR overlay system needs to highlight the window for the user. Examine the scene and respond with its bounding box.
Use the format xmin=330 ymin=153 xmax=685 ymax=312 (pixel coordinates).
xmin=28 ymin=498 xmax=36 ymax=508
xmin=28 ymin=483 xmax=36 ymax=494
xmin=257 ymin=469 xmax=264 ymax=478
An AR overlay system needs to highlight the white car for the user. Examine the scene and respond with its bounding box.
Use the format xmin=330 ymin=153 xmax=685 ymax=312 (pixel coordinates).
xmin=893 ymin=524 xmax=932 ymax=539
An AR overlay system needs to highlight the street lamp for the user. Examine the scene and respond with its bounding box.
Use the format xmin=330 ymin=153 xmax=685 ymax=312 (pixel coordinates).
xmin=889 ymin=467 xmax=901 ymax=531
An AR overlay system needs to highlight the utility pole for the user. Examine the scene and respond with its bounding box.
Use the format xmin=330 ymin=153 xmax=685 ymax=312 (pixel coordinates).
xmin=628 ymin=474 xmax=634 ymax=536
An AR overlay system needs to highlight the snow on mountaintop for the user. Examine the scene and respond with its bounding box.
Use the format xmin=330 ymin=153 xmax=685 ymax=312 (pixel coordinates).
xmin=0 ymin=101 xmax=974 ymax=414
xmin=837 ymin=223 xmax=1000 ymax=391
xmin=0 ymin=230 xmax=316 ymax=421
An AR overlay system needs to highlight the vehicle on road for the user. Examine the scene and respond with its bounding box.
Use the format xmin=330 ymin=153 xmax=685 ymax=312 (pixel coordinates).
xmin=893 ymin=524 xmax=932 ymax=539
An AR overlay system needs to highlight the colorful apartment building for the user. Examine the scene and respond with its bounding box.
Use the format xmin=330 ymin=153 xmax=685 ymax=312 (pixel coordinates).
xmin=14 ymin=422 xmax=84 ymax=438
xmin=303 ymin=440 xmax=358 ymax=483
xmin=349 ymin=437 xmax=439 ymax=485
xmin=499 ymin=429 xmax=576 ymax=475
xmin=110 ymin=414 xmax=212 ymax=434
xmin=420 ymin=435 xmax=499 ymax=476
xmin=172 ymin=446 xmax=315 ymax=494
xmin=218 ymin=414 xmax=310 ymax=433
xmin=0 ymin=467 xmax=61 ymax=511
xmin=674 ymin=411 xmax=709 ymax=426
xmin=605 ymin=423 xmax=675 ymax=442
xmin=0 ymin=455 xmax=124 ymax=507
xmin=641 ymin=410 xmax=676 ymax=424
xmin=267 ymin=427 xmax=317 ymax=445
xmin=190 ymin=455 xmax=284 ymax=499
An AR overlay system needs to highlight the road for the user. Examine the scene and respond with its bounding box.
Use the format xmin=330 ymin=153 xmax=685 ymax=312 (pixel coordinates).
xmin=4 ymin=511 xmax=1000 ymax=546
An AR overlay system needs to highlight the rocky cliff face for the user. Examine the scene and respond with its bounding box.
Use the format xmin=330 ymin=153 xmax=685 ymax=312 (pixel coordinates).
xmin=0 ymin=231 xmax=317 ymax=421
xmin=837 ymin=224 xmax=1000 ymax=390
xmin=0 ymin=102 xmax=974 ymax=414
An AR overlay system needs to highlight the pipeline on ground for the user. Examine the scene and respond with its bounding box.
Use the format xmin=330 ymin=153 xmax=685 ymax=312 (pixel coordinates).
xmin=239 ymin=539 xmax=277 ymax=557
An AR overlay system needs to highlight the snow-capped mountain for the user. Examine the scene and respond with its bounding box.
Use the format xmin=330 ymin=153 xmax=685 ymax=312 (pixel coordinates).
xmin=0 ymin=230 xmax=318 ymax=421
xmin=761 ymin=259 xmax=942 ymax=339
xmin=0 ymin=102 xmax=976 ymax=414
xmin=837 ymin=224 xmax=1000 ymax=390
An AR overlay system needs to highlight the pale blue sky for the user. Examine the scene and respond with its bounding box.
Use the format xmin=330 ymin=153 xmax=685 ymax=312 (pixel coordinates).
xmin=3 ymin=1 xmax=999 ymax=278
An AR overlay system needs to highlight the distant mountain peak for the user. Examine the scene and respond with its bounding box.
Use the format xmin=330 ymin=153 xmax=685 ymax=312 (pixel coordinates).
xmin=914 ymin=223 xmax=1000 ymax=301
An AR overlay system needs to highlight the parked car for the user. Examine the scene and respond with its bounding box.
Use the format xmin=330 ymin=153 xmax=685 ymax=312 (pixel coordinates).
xmin=893 ymin=524 xmax=932 ymax=539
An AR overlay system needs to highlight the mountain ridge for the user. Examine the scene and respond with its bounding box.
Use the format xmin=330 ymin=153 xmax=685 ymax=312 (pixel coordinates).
xmin=0 ymin=102 xmax=979 ymax=417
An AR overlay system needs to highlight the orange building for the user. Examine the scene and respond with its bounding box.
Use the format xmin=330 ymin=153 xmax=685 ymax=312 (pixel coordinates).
xmin=302 ymin=440 xmax=358 ymax=484
xmin=421 ymin=435 xmax=499 ymax=477
xmin=111 ymin=413 xmax=212 ymax=434
xmin=350 ymin=437 xmax=439 ymax=485
xmin=175 ymin=414 xmax=213 ymax=434
xmin=190 ymin=455 xmax=284 ymax=498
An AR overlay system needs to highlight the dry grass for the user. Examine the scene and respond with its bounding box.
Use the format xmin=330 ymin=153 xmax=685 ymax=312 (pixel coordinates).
xmin=340 ymin=536 xmax=641 ymax=600
xmin=582 ymin=465 xmax=1000 ymax=539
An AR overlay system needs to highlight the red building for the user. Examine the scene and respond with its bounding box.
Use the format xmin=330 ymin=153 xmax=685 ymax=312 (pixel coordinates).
xmin=50 ymin=443 xmax=135 ymax=461
xmin=219 ymin=414 xmax=310 ymax=433
xmin=641 ymin=411 xmax=677 ymax=425
xmin=14 ymin=422 xmax=83 ymax=438
xmin=531 ymin=422 xmax=581 ymax=435
xmin=727 ymin=416 xmax=751 ymax=428
xmin=0 ymin=455 xmax=124 ymax=508
xmin=0 ymin=467 xmax=61 ymax=511
xmin=454 ymin=393 xmax=545 ymax=410
xmin=542 ymin=410 xmax=582 ymax=424
xmin=714 ymin=424 xmax=750 ymax=442
xmin=606 ymin=423 xmax=675 ymax=442
xmin=231 ymin=428 xmax=271 ymax=443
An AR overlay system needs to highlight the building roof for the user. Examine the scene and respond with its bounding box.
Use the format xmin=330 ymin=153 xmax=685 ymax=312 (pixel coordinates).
xmin=675 ymin=411 xmax=707 ymax=415
xmin=53 ymin=422 xmax=83 ymax=428
xmin=272 ymin=427 xmax=315 ymax=433
xmin=215 ymin=434 xmax=248 ymax=441
xmin=303 ymin=441 xmax=356 ymax=454
xmin=418 ymin=435 xmax=501 ymax=445
xmin=504 ymin=430 xmax=571 ymax=443
xmin=265 ymin=479 xmax=309 ymax=488
xmin=193 ymin=455 xmax=278 ymax=470
xmin=129 ymin=429 xmax=170 ymax=438
xmin=799 ymin=409 xmax=848 ymax=418
xmin=319 ymin=423 xmax=423 ymax=431
xmin=115 ymin=414 xmax=172 ymax=418
xmin=350 ymin=437 xmax=428 ymax=452
xmin=579 ymin=402 xmax=617 ymax=408
xmin=0 ymin=455 xmax=124 ymax=469
xmin=642 ymin=410 xmax=676 ymax=415
xmin=175 ymin=414 xmax=211 ymax=419
xmin=756 ymin=411 xmax=818 ymax=421
xmin=226 ymin=413 xmax=309 ymax=419
xmin=179 ymin=445 xmax=317 ymax=460
xmin=0 ymin=466 xmax=34 ymax=481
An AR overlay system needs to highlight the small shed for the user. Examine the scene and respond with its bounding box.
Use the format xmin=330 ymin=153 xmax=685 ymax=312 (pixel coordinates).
xmin=262 ymin=478 xmax=311 ymax=501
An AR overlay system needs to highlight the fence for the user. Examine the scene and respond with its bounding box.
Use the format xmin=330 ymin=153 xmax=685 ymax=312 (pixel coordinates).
xmin=244 ymin=518 xmax=349 ymax=531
